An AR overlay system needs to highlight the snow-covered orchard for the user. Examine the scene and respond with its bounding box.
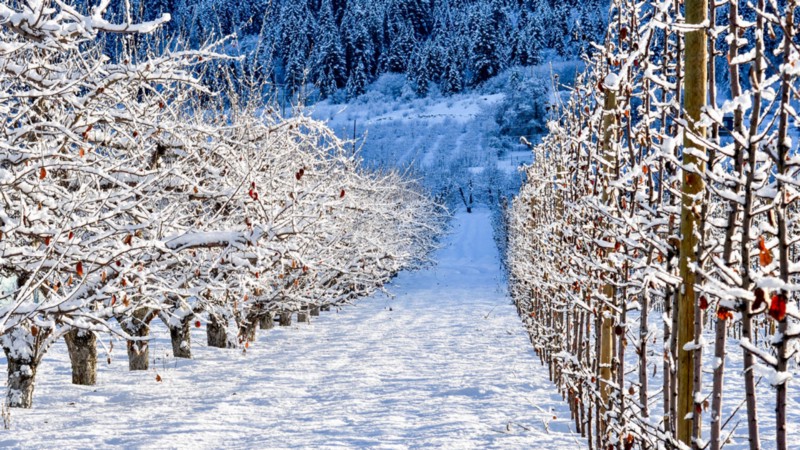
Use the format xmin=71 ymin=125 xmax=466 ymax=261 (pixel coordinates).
xmin=0 ymin=0 xmax=444 ymax=410
xmin=506 ymin=0 xmax=800 ymax=448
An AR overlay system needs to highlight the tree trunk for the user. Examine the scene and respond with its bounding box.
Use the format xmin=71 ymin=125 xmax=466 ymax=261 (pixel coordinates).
xmin=159 ymin=302 xmax=196 ymax=359
xmin=297 ymin=311 xmax=309 ymax=323
xmin=1 ymin=326 xmax=51 ymax=408
xmin=279 ymin=311 xmax=293 ymax=326
xmin=239 ymin=313 xmax=258 ymax=343
xmin=711 ymin=7 xmax=744 ymax=442
xmin=663 ymin=285 xmax=674 ymax=434
xmin=597 ymin=78 xmax=618 ymax=443
xmin=169 ymin=319 xmax=192 ymax=359
xmin=772 ymin=8 xmax=793 ymax=450
xmin=64 ymin=329 xmax=97 ymax=385
xmin=5 ymin=356 xmax=37 ymax=408
xmin=207 ymin=314 xmax=234 ymax=349
xmin=740 ymin=2 xmax=766 ymax=447
xmin=119 ymin=308 xmax=154 ymax=371
xmin=310 ymin=305 xmax=320 ymax=317
xmin=639 ymin=290 xmax=649 ymax=419
xmin=259 ymin=312 xmax=275 ymax=330
xmin=677 ymin=0 xmax=708 ymax=443
xmin=126 ymin=333 xmax=149 ymax=371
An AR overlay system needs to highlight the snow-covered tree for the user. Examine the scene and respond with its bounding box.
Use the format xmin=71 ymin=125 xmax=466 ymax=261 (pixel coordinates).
xmin=280 ymin=0 xmax=315 ymax=93
xmin=468 ymin=1 xmax=507 ymax=85
xmin=312 ymin=0 xmax=346 ymax=98
xmin=0 ymin=0 xmax=227 ymax=406
xmin=0 ymin=0 xmax=445 ymax=410
xmin=505 ymin=0 xmax=800 ymax=448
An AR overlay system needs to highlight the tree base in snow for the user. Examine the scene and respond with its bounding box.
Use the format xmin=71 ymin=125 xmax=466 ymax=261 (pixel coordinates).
xmin=207 ymin=316 xmax=234 ymax=348
xmin=5 ymin=357 xmax=37 ymax=408
xmin=64 ymin=329 xmax=97 ymax=385
xmin=169 ymin=320 xmax=192 ymax=359
xmin=127 ymin=341 xmax=149 ymax=371
xmin=259 ymin=312 xmax=275 ymax=330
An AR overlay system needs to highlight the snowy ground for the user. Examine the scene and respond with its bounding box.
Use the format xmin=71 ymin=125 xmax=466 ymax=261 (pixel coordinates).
xmin=1 ymin=209 xmax=582 ymax=449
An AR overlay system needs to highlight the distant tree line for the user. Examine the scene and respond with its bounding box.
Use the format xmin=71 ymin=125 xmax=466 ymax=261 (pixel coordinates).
xmin=71 ymin=0 xmax=607 ymax=98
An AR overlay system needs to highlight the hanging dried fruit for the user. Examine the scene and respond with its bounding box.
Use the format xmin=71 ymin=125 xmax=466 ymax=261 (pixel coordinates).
xmin=753 ymin=288 xmax=767 ymax=311
xmin=768 ymin=292 xmax=787 ymax=322
xmin=716 ymin=305 xmax=734 ymax=321
xmin=758 ymin=237 xmax=773 ymax=267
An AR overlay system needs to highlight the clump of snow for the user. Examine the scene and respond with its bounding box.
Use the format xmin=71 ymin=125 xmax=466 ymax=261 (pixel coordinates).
xmin=604 ymin=73 xmax=621 ymax=91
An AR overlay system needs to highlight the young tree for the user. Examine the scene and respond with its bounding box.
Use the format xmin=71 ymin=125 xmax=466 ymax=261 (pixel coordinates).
xmin=676 ymin=0 xmax=708 ymax=444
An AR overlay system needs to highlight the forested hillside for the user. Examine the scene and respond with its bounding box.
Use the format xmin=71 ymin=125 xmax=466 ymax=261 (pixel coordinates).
xmin=71 ymin=0 xmax=606 ymax=99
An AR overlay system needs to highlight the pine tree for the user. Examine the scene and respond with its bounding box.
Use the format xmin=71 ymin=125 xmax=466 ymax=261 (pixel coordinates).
xmin=441 ymin=55 xmax=463 ymax=95
xmin=341 ymin=1 xmax=375 ymax=98
xmin=386 ymin=0 xmax=431 ymax=40
xmin=516 ymin=8 xmax=543 ymax=66
xmin=468 ymin=2 xmax=505 ymax=85
xmin=280 ymin=0 xmax=315 ymax=93
xmin=408 ymin=43 xmax=432 ymax=96
xmin=382 ymin=15 xmax=416 ymax=73
xmin=346 ymin=59 xmax=369 ymax=98
xmin=550 ymin=2 xmax=571 ymax=57
xmin=312 ymin=0 xmax=346 ymax=98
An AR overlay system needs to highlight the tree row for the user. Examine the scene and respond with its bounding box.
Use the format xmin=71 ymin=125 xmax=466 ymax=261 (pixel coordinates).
xmin=0 ymin=1 xmax=444 ymax=409
xmin=507 ymin=0 xmax=798 ymax=448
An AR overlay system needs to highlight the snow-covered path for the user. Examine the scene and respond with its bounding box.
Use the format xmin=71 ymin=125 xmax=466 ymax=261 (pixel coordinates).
xmin=2 ymin=209 xmax=582 ymax=449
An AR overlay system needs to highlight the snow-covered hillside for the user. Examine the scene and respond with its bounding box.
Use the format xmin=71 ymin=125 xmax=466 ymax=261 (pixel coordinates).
xmin=307 ymin=72 xmax=559 ymax=214
xmin=1 ymin=210 xmax=583 ymax=448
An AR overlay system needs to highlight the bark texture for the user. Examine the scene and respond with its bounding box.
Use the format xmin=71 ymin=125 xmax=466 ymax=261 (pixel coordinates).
xmin=5 ymin=357 xmax=37 ymax=408
xmin=64 ymin=329 xmax=97 ymax=385
xmin=597 ymin=83 xmax=617 ymax=441
xmin=169 ymin=319 xmax=193 ymax=358
xmin=259 ymin=312 xmax=275 ymax=330
xmin=120 ymin=308 xmax=155 ymax=371
xmin=677 ymin=0 xmax=707 ymax=443
xmin=207 ymin=314 xmax=234 ymax=348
